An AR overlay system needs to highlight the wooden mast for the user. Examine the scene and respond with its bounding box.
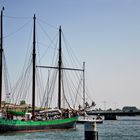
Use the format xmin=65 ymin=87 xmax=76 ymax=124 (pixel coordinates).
xmin=58 ymin=26 xmax=62 ymax=109
xmin=0 ymin=7 xmax=4 ymax=109
xmin=32 ymin=14 xmax=36 ymax=120
xmin=83 ymin=62 xmax=85 ymax=110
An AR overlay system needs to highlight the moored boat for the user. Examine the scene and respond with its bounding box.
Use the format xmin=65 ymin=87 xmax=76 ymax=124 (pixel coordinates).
xmin=77 ymin=112 xmax=103 ymax=124
xmin=0 ymin=116 xmax=77 ymax=132
xmin=0 ymin=10 xmax=78 ymax=132
xmin=77 ymin=117 xmax=103 ymax=124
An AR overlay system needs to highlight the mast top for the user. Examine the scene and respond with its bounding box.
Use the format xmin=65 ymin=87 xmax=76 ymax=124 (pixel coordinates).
xmin=33 ymin=14 xmax=36 ymax=19
xmin=59 ymin=26 xmax=61 ymax=31
xmin=1 ymin=7 xmax=4 ymax=12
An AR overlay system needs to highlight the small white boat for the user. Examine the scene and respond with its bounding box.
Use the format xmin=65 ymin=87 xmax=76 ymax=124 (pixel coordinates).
xmin=77 ymin=116 xmax=103 ymax=124
xmin=77 ymin=113 xmax=103 ymax=124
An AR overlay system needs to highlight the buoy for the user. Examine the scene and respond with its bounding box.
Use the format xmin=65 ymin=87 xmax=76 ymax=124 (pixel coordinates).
xmin=84 ymin=121 xmax=98 ymax=140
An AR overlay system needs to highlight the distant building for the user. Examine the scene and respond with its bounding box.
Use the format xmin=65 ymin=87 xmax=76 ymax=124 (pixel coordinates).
xmin=122 ymin=106 xmax=138 ymax=112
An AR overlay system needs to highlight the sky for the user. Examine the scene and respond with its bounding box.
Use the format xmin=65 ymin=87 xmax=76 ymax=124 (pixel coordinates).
xmin=0 ymin=0 xmax=140 ymax=109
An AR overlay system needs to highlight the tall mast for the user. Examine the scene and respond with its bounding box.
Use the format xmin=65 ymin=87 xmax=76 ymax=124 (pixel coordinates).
xmin=0 ymin=7 xmax=4 ymax=109
xmin=36 ymin=26 xmax=83 ymax=109
xmin=58 ymin=26 xmax=62 ymax=109
xmin=83 ymin=62 xmax=85 ymax=110
xmin=32 ymin=14 xmax=36 ymax=120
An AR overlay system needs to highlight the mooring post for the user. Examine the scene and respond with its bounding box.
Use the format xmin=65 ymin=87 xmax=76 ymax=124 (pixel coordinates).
xmin=84 ymin=121 xmax=98 ymax=140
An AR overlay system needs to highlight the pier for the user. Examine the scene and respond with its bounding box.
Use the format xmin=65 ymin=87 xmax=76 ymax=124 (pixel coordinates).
xmin=87 ymin=110 xmax=140 ymax=120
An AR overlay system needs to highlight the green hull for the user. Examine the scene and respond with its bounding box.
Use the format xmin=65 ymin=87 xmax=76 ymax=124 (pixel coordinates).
xmin=0 ymin=117 xmax=78 ymax=132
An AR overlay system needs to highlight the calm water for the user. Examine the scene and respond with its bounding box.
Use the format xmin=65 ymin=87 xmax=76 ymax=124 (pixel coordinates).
xmin=0 ymin=116 xmax=140 ymax=140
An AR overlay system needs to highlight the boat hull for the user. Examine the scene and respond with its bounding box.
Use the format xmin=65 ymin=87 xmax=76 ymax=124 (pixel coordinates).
xmin=0 ymin=117 xmax=78 ymax=132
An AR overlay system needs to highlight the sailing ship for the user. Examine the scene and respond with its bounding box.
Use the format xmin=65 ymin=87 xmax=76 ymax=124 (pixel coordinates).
xmin=0 ymin=10 xmax=78 ymax=132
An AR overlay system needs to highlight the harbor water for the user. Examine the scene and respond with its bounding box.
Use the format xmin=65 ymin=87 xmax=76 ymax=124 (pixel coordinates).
xmin=0 ymin=116 xmax=140 ymax=140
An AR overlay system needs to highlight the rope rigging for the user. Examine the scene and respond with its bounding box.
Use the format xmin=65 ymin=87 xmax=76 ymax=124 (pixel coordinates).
xmin=1 ymin=13 xmax=95 ymax=110
xmin=3 ymin=19 xmax=32 ymax=39
xmin=3 ymin=53 xmax=12 ymax=103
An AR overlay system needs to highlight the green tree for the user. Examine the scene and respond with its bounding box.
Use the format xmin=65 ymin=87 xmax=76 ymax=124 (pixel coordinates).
xmin=20 ymin=100 xmax=26 ymax=105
